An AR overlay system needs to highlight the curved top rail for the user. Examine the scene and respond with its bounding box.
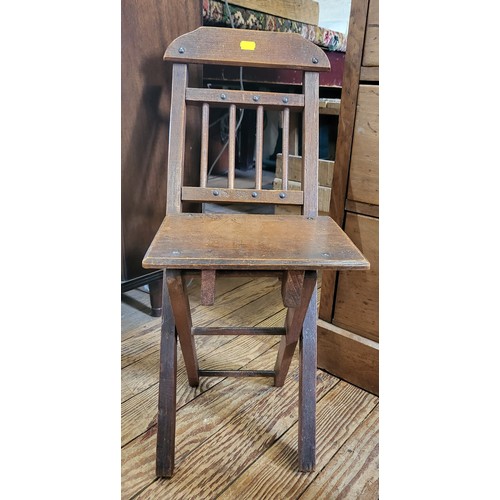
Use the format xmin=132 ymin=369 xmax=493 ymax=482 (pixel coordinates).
xmin=164 ymin=27 xmax=330 ymax=72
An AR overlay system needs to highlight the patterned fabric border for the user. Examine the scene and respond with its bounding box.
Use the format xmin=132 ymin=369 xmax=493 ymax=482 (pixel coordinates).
xmin=202 ymin=0 xmax=347 ymax=53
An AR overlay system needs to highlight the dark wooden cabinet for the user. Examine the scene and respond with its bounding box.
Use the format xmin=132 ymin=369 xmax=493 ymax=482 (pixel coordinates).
xmin=121 ymin=0 xmax=203 ymax=311
xmin=318 ymin=0 xmax=379 ymax=395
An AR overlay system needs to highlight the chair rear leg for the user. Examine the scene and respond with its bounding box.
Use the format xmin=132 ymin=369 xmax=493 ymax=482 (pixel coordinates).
xmin=298 ymin=286 xmax=318 ymax=472
xmin=156 ymin=272 xmax=178 ymax=478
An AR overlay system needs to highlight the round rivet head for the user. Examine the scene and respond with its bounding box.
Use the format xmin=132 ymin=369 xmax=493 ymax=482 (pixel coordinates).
xmin=178 ymin=47 xmax=185 ymax=54
xmin=220 ymin=93 xmax=227 ymax=100
xmin=212 ymin=190 xmax=219 ymax=196
xmin=282 ymin=97 xmax=289 ymax=104
xmin=252 ymin=95 xmax=260 ymax=102
xmin=312 ymin=57 xmax=318 ymax=64
xmin=279 ymin=192 xmax=286 ymax=199
xmin=252 ymin=192 xmax=258 ymax=198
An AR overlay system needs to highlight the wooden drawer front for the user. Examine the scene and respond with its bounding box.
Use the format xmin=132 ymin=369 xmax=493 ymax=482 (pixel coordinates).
xmin=347 ymin=85 xmax=379 ymax=206
xmin=333 ymin=213 xmax=378 ymax=341
xmin=362 ymin=0 xmax=379 ymax=66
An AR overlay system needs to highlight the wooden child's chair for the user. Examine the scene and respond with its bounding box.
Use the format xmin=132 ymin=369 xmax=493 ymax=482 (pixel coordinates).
xmin=143 ymin=27 xmax=369 ymax=478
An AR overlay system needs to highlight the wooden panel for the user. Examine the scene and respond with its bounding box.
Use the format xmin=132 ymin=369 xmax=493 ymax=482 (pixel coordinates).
xmin=320 ymin=0 xmax=370 ymax=321
xmin=186 ymin=87 xmax=304 ymax=110
xmin=229 ymin=0 xmax=320 ymax=25
xmin=347 ymin=85 xmax=379 ymax=206
xmin=143 ymin=214 xmax=370 ymax=270
xmin=362 ymin=0 xmax=379 ymax=67
xmin=317 ymin=320 xmax=379 ymax=395
xmin=360 ymin=65 xmax=379 ymax=81
xmin=328 ymin=0 xmax=369 ymax=226
xmin=345 ymin=199 xmax=379 ymax=218
xmin=121 ymin=0 xmax=202 ymax=280
xmin=164 ymin=27 xmax=330 ymax=71
xmin=276 ymin=154 xmax=334 ymax=187
xmin=334 ymin=213 xmax=378 ymax=340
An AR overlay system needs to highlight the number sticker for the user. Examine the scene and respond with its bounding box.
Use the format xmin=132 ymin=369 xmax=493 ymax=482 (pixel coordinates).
xmin=240 ymin=40 xmax=256 ymax=51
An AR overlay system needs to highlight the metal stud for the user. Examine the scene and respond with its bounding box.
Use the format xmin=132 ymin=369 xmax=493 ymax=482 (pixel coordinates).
xmin=312 ymin=57 xmax=318 ymax=64
xmin=252 ymin=192 xmax=258 ymax=198
xmin=252 ymin=95 xmax=260 ymax=102
xmin=220 ymin=93 xmax=227 ymax=100
xmin=282 ymin=97 xmax=289 ymax=104
xmin=279 ymin=192 xmax=286 ymax=199
xmin=178 ymin=47 xmax=185 ymax=54
xmin=212 ymin=190 xmax=220 ymax=196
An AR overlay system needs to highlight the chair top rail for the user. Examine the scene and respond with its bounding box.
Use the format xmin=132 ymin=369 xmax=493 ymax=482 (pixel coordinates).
xmin=164 ymin=27 xmax=330 ymax=72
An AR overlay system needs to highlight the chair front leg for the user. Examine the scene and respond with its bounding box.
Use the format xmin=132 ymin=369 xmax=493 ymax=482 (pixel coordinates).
xmin=298 ymin=286 xmax=317 ymax=472
xmin=156 ymin=272 xmax=178 ymax=478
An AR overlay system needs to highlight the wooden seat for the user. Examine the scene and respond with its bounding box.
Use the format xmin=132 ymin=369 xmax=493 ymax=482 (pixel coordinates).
xmin=142 ymin=27 xmax=369 ymax=478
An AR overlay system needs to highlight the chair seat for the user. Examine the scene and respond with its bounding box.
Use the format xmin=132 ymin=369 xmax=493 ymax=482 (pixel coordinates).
xmin=143 ymin=213 xmax=370 ymax=270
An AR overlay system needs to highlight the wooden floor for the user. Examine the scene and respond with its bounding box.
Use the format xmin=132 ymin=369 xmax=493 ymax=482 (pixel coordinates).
xmin=122 ymin=276 xmax=379 ymax=499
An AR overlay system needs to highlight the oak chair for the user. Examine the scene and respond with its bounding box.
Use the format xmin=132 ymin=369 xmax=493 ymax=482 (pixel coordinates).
xmin=142 ymin=27 xmax=369 ymax=478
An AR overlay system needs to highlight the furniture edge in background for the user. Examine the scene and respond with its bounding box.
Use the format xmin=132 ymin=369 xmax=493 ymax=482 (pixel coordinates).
xmin=317 ymin=0 xmax=379 ymax=395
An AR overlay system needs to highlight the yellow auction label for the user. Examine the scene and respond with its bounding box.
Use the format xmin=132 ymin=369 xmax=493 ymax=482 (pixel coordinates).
xmin=240 ymin=40 xmax=256 ymax=51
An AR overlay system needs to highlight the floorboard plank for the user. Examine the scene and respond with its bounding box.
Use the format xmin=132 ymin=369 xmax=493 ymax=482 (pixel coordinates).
xmin=121 ymin=335 xmax=279 ymax=447
xmin=300 ymin=405 xmax=379 ymax=500
xmin=217 ymin=382 xmax=378 ymax=500
xmin=122 ymin=349 xmax=312 ymax=498
xmin=135 ymin=369 xmax=339 ymax=499
xmin=122 ymin=279 xmax=286 ymax=402
xmin=121 ymin=278 xmax=278 ymax=369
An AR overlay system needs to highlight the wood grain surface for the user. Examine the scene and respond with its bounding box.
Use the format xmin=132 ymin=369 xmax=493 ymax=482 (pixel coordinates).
xmin=164 ymin=27 xmax=330 ymax=71
xmin=317 ymin=319 xmax=379 ymax=395
xmin=333 ymin=213 xmax=379 ymax=341
xmin=143 ymin=214 xmax=369 ymax=270
xmin=362 ymin=0 xmax=379 ymax=67
xmin=348 ymin=84 xmax=379 ymax=206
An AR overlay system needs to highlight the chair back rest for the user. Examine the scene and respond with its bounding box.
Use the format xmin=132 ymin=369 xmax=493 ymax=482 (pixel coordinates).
xmin=163 ymin=27 xmax=330 ymax=219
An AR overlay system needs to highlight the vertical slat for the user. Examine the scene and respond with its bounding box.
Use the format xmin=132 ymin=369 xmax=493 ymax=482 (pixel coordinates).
xmin=302 ymin=71 xmax=320 ymax=218
xmin=200 ymin=102 xmax=210 ymax=188
xmin=281 ymin=107 xmax=290 ymax=190
xmin=166 ymin=63 xmax=188 ymax=214
xmin=228 ymin=104 xmax=236 ymax=189
xmin=255 ymin=105 xmax=264 ymax=189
